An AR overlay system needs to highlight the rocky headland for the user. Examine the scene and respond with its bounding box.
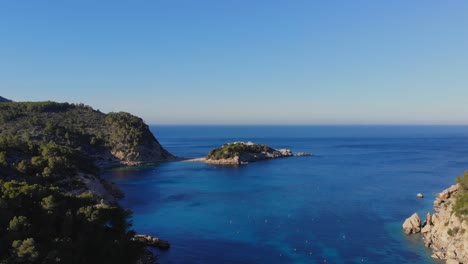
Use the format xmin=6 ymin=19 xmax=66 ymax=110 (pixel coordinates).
xmin=403 ymin=183 xmax=468 ymax=263
xmin=0 ymin=100 xmax=174 ymax=263
xmin=0 ymin=101 xmax=175 ymax=167
xmin=188 ymin=141 xmax=313 ymax=165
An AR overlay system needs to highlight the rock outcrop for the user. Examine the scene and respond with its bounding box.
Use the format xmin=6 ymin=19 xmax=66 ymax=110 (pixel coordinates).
xmin=108 ymin=124 xmax=175 ymax=166
xmin=132 ymin=234 xmax=170 ymax=250
xmin=70 ymin=173 xmax=124 ymax=203
xmin=192 ymin=141 xmax=313 ymax=165
xmin=402 ymin=213 xmax=422 ymax=234
xmin=422 ymin=184 xmax=468 ymax=263
xmin=404 ymin=184 xmax=468 ymax=263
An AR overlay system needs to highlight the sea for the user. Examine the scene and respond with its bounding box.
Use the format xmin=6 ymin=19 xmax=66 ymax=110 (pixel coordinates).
xmin=105 ymin=125 xmax=468 ymax=264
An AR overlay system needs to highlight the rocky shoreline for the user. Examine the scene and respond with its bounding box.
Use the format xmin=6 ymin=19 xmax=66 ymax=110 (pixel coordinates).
xmin=403 ymin=184 xmax=468 ymax=263
xmin=132 ymin=234 xmax=170 ymax=250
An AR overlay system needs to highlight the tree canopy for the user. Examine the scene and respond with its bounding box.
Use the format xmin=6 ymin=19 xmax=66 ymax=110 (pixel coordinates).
xmin=0 ymin=101 xmax=152 ymax=263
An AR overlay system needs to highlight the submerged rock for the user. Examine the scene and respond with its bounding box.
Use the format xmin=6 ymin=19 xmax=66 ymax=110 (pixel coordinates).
xmin=295 ymin=152 xmax=314 ymax=157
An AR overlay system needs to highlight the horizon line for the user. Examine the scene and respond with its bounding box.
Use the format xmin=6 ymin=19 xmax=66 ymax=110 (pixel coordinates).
xmin=149 ymin=123 xmax=468 ymax=126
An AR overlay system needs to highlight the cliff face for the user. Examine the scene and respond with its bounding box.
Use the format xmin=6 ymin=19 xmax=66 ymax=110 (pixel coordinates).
xmin=103 ymin=111 xmax=175 ymax=166
xmin=422 ymin=184 xmax=468 ymax=263
xmin=0 ymin=101 xmax=175 ymax=167
xmin=109 ymin=127 xmax=174 ymax=166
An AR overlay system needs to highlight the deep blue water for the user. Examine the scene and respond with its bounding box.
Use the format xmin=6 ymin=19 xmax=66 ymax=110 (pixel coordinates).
xmin=105 ymin=126 xmax=468 ymax=264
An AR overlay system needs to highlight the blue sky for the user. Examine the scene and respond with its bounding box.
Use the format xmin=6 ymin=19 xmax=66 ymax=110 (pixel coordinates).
xmin=1 ymin=0 xmax=468 ymax=124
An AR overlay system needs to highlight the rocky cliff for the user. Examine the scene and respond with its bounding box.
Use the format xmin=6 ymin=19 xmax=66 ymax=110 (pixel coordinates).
xmin=403 ymin=184 xmax=468 ymax=263
xmin=423 ymin=184 xmax=468 ymax=263
xmin=103 ymin=111 xmax=175 ymax=166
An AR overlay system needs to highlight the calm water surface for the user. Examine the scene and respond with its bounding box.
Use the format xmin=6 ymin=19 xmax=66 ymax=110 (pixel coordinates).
xmin=105 ymin=126 xmax=468 ymax=264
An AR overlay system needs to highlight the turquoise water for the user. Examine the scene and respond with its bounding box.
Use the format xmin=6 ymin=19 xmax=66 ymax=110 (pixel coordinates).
xmin=105 ymin=126 xmax=468 ymax=263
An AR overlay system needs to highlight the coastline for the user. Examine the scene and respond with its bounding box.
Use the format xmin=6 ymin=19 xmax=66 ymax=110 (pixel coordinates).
xmin=403 ymin=184 xmax=468 ymax=263
xmin=106 ymin=126 xmax=468 ymax=263
xmin=423 ymin=184 xmax=468 ymax=263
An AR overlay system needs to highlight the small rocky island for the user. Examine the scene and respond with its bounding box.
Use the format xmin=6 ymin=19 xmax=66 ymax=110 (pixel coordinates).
xmin=190 ymin=141 xmax=313 ymax=165
xmin=403 ymin=172 xmax=468 ymax=264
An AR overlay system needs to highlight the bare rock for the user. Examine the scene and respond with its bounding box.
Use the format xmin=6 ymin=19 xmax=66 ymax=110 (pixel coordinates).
xmin=426 ymin=212 xmax=432 ymax=226
xmin=295 ymin=152 xmax=314 ymax=157
xmin=437 ymin=184 xmax=459 ymax=200
xmin=417 ymin=193 xmax=424 ymax=198
xmin=446 ymin=244 xmax=458 ymax=260
xmin=431 ymin=252 xmax=445 ymax=259
xmin=421 ymin=184 xmax=468 ymax=264
xmin=403 ymin=213 xmax=421 ymax=234
xmin=421 ymin=224 xmax=432 ymax=234
xmin=448 ymin=184 xmax=459 ymax=193
xmin=133 ymin=234 xmax=170 ymax=250
xmin=278 ymin=149 xmax=293 ymax=156
xmin=72 ymin=173 xmax=118 ymax=203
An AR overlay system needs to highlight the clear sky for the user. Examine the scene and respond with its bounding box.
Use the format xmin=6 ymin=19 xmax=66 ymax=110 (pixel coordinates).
xmin=1 ymin=0 xmax=468 ymax=125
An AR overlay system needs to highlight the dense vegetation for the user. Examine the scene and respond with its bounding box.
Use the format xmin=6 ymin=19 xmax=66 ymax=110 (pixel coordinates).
xmin=0 ymin=180 xmax=142 ymax=263
xmin=0 ymin=101 xmax=154 ymax=263
xmin=0 ymin=101 xmax=167 ymax=166
xmin=453 ymin=171 xmax=468 ymax=217
xmin=207 ymin=142 xmax=274 ymax=160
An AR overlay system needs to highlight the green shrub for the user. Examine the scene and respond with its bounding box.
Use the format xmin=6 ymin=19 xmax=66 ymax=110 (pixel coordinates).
xmin=447 ymin=227 xmax=460 ymax=237
xmin=454 ymin=171 xmax=468 ymax=216
xmin=12 ymin=238 xmax=39 ymax=262
xmin=447 ymin=228 xmax=454 ymax=236
xmin=8 ymin=216 xmax=31 ymax=232
xmin=457 ymin=171 xmax=468 ymax=191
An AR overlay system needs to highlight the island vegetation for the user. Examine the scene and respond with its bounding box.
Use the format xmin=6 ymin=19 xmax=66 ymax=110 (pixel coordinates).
xmin=207 ymin=142 xmax=274 ymax=160
xmin=191 ymin=141 xmax=312 ymax=165
xmin=0 ymin=100 xmax=173 ymax=263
